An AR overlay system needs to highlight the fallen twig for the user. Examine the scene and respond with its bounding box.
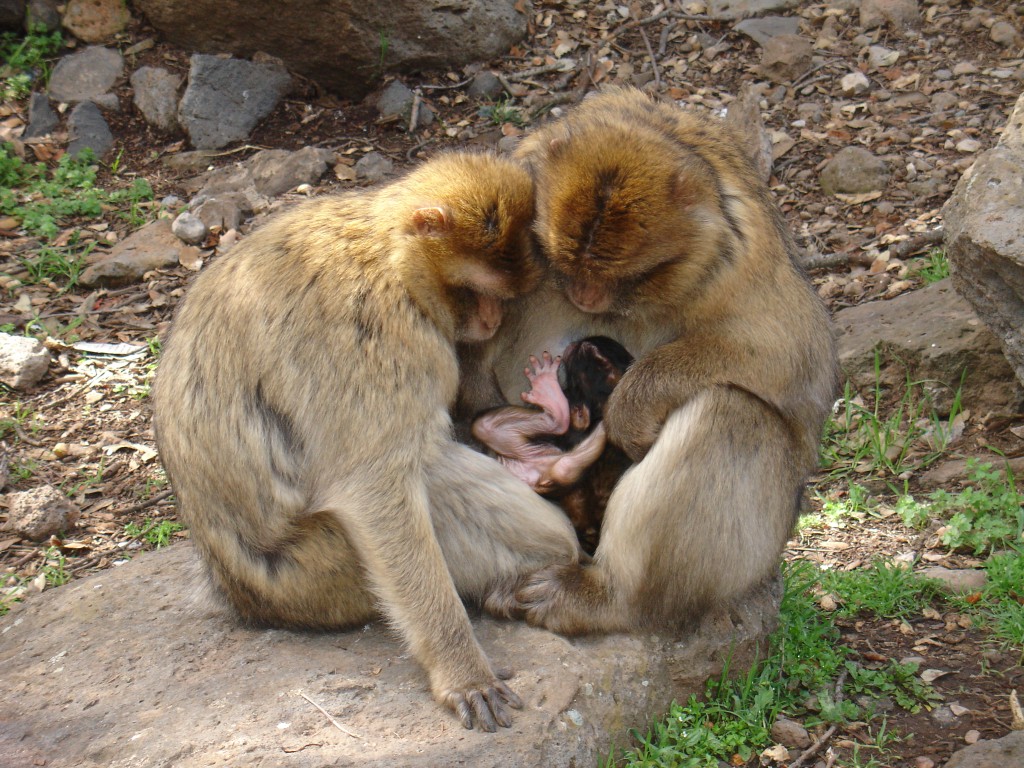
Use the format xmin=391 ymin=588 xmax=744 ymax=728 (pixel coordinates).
xmin=890 ymin=228 xmax=944 ymax=259
xmin=790 ymin=668 xmax=849 ymax=768
xmin=607 ymin=9 xmax=710 ymax=42
xmin=639 ymin=27 xmax=661 ymax=91
xmin=113 ymin=488 xmax=175 ymax=517
xmin=800 ymin=249 xmax=878 ymax=271
xmin=299 ymin=691 xmax=365 ymax=740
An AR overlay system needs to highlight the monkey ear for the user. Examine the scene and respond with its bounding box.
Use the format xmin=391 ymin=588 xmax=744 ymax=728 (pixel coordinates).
xmin=412 ymin=206 xmax=452 ymax=237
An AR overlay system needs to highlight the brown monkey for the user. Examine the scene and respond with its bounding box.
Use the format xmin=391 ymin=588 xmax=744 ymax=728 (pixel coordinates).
xmin=153 ymin=151 xmax=581 ymax=731
xmin=471 ymin=336 xmax=634 ymax=552
xmin=460 ymin=87 xmax=839 ymax=634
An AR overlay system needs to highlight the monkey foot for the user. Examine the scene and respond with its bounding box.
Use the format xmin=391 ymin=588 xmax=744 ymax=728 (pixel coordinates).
xmin=435 ymin=674 xmax=523 ymax=732
xmin=515 ymin=563 xmax=615 ymax=636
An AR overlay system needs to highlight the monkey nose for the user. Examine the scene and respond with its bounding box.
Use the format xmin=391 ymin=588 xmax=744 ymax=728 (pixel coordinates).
xmin=567 ymin=280 xmax=612 ymax=314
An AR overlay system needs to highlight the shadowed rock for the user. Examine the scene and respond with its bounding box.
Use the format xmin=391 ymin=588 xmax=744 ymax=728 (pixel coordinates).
xmin=0 ymin=543 xmax=781 ymax=767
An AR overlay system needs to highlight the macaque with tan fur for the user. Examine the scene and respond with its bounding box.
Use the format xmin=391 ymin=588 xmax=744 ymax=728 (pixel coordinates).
xmin=459 ymin=88 xmax=839 ymax=634
xmin=153 ymin=152 xmax=581 ymax=731
xmin=471 ymin=336 xmax=634 ymax=553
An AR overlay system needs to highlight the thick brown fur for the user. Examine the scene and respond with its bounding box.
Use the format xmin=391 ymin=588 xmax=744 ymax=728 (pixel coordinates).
xmin=460 ymin=88 xmax=839 ymax=634
xmin=153 ymin=152 xmax=580 ymax=731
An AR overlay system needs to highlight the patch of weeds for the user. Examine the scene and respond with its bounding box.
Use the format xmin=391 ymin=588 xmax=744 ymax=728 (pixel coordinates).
xmin=125 ymin=518 xmax=184 ymax=549
xmin=615 ymin=560 xmax=938 ymax=767
xmin=821 ymin=354 xmax=963 ymax=478
xmin=927 ymin=459 xmax=1022 ymax=555
xmin=0 ymin=145 xmax=154 ymax=280
xmin=41 ymin=546 xmax=70 ymax=587
xmin=846 ymin=659 xmax=942 ymax=713
xmin=911 ymin=248 xmax=950 ymax=285
xmin=804 ymin=483 xmax=876 ymax=531
xmin=0 ymin=401 xmax=40 ymax=441
xmin=64 ymin=461 xmax=105 ymax=497
xmin=139 ymin=471 xmax=168 ymax=499
xmin=952 ymin=547 xmax=1024 ymax=658
xmin=19 ymin=237 xmax=96 ymax=291
xmin=821 ymin=560 xmax=943 ymax=620
xmin=7 ymin=457 xmax=39 ymax=481
xmin=894 ymin=493 xmax=932 ymax=529
xmin=479 ymin=98 xmax=525 ymax=126
xmin=0 ymin=26 xmax=62 ymax=100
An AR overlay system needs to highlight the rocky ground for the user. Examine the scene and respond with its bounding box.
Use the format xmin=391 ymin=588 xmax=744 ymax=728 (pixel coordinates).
xmin=2 ymin=1 xmax=1024 ymax=767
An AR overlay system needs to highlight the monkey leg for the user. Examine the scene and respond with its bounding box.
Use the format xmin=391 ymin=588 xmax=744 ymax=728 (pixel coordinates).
xmin=426 ymin=442 xmax=581 ymax=604
xmin=516 ymin=387 xmax=804 ymax=634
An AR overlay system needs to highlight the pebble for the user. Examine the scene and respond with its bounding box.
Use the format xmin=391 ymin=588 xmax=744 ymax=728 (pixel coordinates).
xmin=67 ymin=100 xmax=114 ymax=159
xmin=0 ymin=333 xmax=51 ymax=390
xmin=953 ymin=62 xmax=979 ymax=76
xmin=770 ymin=717 xmax=811 ymax=748
xmin=48 ymin=46 xmax=124 ymax=104
xmin=868 ymin=46 xmax=900 ymax=69
xmin=2 ymin=485 xmax=80 ymax=541
xmin=171 ymin=211 xmax=208 ymax=245
xmin=990 ymin=20 xmax=1019 ymax=47
xmin=354 ymin=151 xmax=394 ymax=182
xmin=840 ymin=71 xmax=871 ymax=96
xmin=956 ymin=138 xmax=983 ymax=153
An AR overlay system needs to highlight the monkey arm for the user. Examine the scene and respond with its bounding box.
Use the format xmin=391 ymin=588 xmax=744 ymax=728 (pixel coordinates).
xmin=603 ymin=335 xmax=741 ymax=462
xmin=536 ymin=423 xmax=608 ymax=492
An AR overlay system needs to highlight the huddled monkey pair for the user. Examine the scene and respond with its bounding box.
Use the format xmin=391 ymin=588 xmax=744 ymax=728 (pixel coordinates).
xmin=153 ymin=87 xmax=838 ymax=732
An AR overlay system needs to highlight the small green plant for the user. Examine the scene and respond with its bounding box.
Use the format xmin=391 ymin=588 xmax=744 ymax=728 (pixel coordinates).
xmin=480 ymin=98 xmax=525 ymax=126
xmin=928 ymin=460 xmax=1023 ymax=554
xmin=19 ymin=238 xmax=96 ymax=290
xmin=0 ymin=401 xmax=39 ymax=441
xmin=0 ymin=26 xmax=63 ymax=100
xmin=41 ymin=547 xmax=70 ymax=587
xmin=822 ymin=559 xmax=943 ymax=620
xmin=912 ymin=248 xmax=950 ymax=285
xmin=821 ymin=355 xmax=963 ymax=478
xmin=895 ymin=493 xmax=932 ymax=529
xmin=125 ymin=518 xmax=184 ymax=548
xmin=64 ymin=461 xmax=105 ymax=497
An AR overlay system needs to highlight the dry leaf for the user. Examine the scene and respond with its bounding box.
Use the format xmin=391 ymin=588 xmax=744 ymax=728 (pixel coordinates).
xmin=1011 ymin=689 xmax=1023 ymax=730
xmin=920 ymin=668 xmax=953 ymax=683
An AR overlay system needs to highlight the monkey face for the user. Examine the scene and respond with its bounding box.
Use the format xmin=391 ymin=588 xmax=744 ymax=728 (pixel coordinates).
xmin=404 ymin=152 xmax=543 ymax=342
xmin=518 ymin=90 xmax=732 ymax=319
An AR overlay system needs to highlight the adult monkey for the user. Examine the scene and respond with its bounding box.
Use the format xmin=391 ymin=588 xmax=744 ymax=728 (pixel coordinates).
xmin=154 ymin=152 xmax=580 ymax=731
xmin=461 ymin=88 xmax=838 ymax=634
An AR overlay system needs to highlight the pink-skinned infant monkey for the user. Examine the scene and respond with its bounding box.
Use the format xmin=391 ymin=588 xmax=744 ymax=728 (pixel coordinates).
xmin=472 ymin=336 xmax=634 ymax=553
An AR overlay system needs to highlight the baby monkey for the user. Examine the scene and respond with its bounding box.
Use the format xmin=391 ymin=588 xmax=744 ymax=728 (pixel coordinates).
xmin=472 ymin=336 xmax=634 ymax=553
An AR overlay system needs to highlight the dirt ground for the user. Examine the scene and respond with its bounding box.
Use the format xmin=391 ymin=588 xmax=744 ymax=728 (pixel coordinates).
xmin=2 ymin=2 xmax=1023 ymax=766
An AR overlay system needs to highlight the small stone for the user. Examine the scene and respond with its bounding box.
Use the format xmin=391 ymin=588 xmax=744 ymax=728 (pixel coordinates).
xmin=377 ymin=79 xmax=414 ymax=118
xmin=171 ymin=211 xmax=208 ymax=245
xmin=0 ymin=333 xmax=51 ymax=390
xmin=192 ymin=195 xmax=247 ymax=233
xmin=177 ymin=54 xmax=292 ymax=150
xmin=931 ymin=92 xmax=959 ymax=112
xmin=23 ymin=93 xmax=59 ymax=139
xmin=80 ymin=219 xmax=198 ymax=287
xmin=953 ymin=62 xmax=979 ymax=76
xmin=26 ymin=0 xmax=62 ymax=31
xmin=247 ymin=147 xmax=333 ymax=198
xmin=2 ymin=485 xmax=80 ymax=541
xmin=62 ymin=0 xmax=130 ymax=43
xmin=911 ymin=757 xmax=935 ymax=768
xmin=840 ymin=71 xmax=871 ymax=96
xmin=67 ymin=100 xmax=114 ymax=159
xmin=931 ymin=706 xmax=958 ymax=727
xmin=990 ymin=21 xmax=1020 ymax=47
xmin=956 ymin=138 xmax=982 ymax=153
xmin=130 ymin=66 xmax=182 ymax=133
xmin=47 ymin=45 xmax=124 ymax=104
xmin=860 ymin=0 xmax=920 ymax=32
xmin=759 ymin=34 xmax=813 ymax=83
xmin=964 ymin=730 xmax=981 ymax=744
xmin=467 ymin=71 xmax=504 ymax=100
xmin=771 ymin=717 xmax=811 ymax=749
xmin=820 ymin=146 xmax=890 ymax=195
xmin=868 ymin=46 xmax=900 ymax=69
xmin=354 ymin=151 xmax=393 ymax=183
xmin=734 ymin=15 xmax=800 ymax=47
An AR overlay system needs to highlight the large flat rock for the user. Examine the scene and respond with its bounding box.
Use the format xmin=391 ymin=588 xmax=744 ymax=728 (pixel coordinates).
xmin=0 ymin=543 xmax=780 ymax=767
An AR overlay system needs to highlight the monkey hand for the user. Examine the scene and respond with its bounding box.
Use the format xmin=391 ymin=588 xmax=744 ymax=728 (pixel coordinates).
xmin=603 ymin=376 xmax=672 ymax=462
xmin=435 ymin=669 xmax=524 ymax=732
xmin=514 ymin=563 xmax=598 ymax=636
